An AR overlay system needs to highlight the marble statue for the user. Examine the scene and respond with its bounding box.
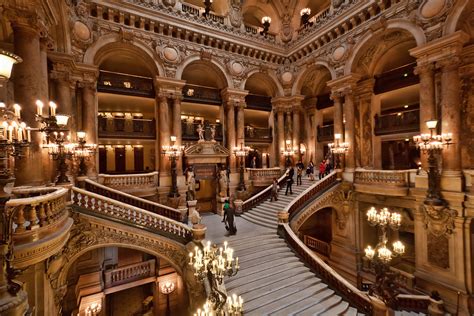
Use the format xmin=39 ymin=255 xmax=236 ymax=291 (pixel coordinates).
xmin=186 ymin=168 xmax=196 ymax=201
xmin=218 ymin=168 xmax=229 ymax=197
xmin=197 ymin=124 xmax=204 ymax=142
xmin=210 ymin=125 xmax=216 ymax=142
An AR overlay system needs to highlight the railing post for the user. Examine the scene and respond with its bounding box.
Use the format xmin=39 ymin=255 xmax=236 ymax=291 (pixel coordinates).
xmin=427 ymin=297 xmax=444 ymax=316
xmin=370 ymin=296 xmax=388 ymax=316
xmin=234 ymin=199 xmax=243 ymax=215
xmin=192 ymin=224 xmax=206 ymax=243
xmin=277 ymin=211 xmax=289 ymax=237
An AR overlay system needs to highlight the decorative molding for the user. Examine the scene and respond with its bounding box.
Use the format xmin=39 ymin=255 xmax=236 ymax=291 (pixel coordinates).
xmin=422 ymin=202 xmax=457 ymax=237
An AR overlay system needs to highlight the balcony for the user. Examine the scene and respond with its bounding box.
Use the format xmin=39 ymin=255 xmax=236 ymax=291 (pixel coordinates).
xmin=304 ymin=235 xmax=331 ymax=258
xmin=354 ymin=169 xmax=416 ymax=196
xmin=99 ymin=116 xmax=156 ymax=139
xmin=104 ymin=259 xmax=156 ymax=292
xmin=317 ymin=124 xmax=334 ymax=142
xmin=245 ymin=126 xmax=272 ymax=143
xmin=182 ymin=121 xmax=223 ymax=141
xmin=245 ymin=94 xmax=272 ymax=111
xmin=182 ymin=84 xmax=222 ymax=105
xmin=374 ymin=109 xmax=419 ymax=136
xmin=374 ymin=63 xmax=419 ymax=95
xmin=248 ymin=167 xmax=282 ymax=187
xmin=97 ymin=71 xmax=154 ymax=98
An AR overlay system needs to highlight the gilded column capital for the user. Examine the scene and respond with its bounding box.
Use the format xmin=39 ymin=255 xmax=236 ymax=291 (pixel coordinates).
xmin=436 ymin=56 xmax=462 ymax=72
xmin=414 ymin=62 xmax=435 ymax=76
xmin=4 ymin=4 xmax=45 ymax=35
xmin=330 ymin=90 xmax=344 ymax=102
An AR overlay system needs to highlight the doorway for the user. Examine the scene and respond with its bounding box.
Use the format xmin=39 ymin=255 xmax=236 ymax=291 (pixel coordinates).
xmin=193 ymin=164 xmax=217 ymax=213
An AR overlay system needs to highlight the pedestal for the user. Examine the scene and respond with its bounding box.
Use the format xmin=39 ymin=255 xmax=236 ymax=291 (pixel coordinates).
xmin=192 ymin=223 xmax=206 ymax=242
xmin=187 ymin=200 xmax=200 ymax=225
xmin=216 ymin=196 xmax=227 ymax=216
xmin=234 ymin=199 xmax=243 ymax=215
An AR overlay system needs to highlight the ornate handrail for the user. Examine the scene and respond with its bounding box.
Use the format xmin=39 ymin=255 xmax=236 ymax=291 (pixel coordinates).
xmin=285 ymin=171 xmax=338 ymax=219
xmin=281 ymin=223 xmax=380 ymax=314
xmin=98 ymin=171 xmax=159 ymax=189
xmin=354 ymin=169 xmax=411 ymax=187
xmin=7 ymin=187 xmax=69 ymax=235
xmin=303 ymin=235 xmax=331 ymax=258
xmin=71 ymin=187 xmax=192 ymax=242
xmin=104 ymin=259 xmax=156 ymax=289
xmin=247 ymin=167 xmax=281 ymax=181
xmin=98 ymin=116 xmax=155 ymax=139
xmin=241 ymin=171 xmax=286 ymax=212
xmin=374 ymin=109 xmax=419 ymax=136
xmin=84 ymin=179 xmax=182 ymax=222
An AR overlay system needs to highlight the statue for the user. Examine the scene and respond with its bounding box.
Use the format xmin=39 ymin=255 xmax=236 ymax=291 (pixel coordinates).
xmin=186 ymin=167 xmax=196 ymax=201
xmin=210 ymin=125 xmax=216 ymax=142
xmin=218 ymin=168 xmax=229 ymax=197
xmin=197 ymin=124 xmax=205 ymax=142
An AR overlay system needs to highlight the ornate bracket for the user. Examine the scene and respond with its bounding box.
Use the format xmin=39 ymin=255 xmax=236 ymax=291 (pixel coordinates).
xmin=422 ymin=202 xmax=457 ymax=237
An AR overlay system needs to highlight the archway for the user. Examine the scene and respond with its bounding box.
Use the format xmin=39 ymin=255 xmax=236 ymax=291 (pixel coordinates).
xmin=298 ymin=207 xmax=334 ymax=260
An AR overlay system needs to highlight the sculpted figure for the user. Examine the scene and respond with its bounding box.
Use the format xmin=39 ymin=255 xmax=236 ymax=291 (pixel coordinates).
xmin=218 ymin=168 xmax=229 ymax=197
xmin=186 ymin=168 xmax=196 ymax=201
xmin=197 ymin=124 xmax=204 ymax=142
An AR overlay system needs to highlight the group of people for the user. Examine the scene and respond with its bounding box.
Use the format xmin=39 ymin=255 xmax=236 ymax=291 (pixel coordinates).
xmin=318 ymin=159 xmax=333 ymax=179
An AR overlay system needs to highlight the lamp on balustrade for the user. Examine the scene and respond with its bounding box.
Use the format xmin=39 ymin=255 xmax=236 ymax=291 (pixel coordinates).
xmin=202 ymin=0 xmax=213 ymax=18
xmin=300 ymin=8 xmax=313 ymax=28
xmin=233 ymin=142 xmax=251 ymax=191
xmin=260 ymin=16 xmax=271 ymax=37
xmin=281 ymin=139 xmax=295 ymax=167
xmin=413 ymin=119 xmax=452 ymax=205
xmin=162 ymin=135 xmax=185 ymax=198
xmin=328 ymin=133 xmax=349 ymax=169
xmin=73 ymin=131 xmax=97 ymax=177
xmin=0 ymin=50 xmax=30 ymax=316
xmin=160 ymin=281 xmax=176 ymax=316
xmin=364 ymin=206 xmax=405 ymax=308
xmin=190 ymin=240 xmax=242 ymax=314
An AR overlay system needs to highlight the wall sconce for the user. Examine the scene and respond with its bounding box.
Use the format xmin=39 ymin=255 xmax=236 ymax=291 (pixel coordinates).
xmin=260 ymin=16 xmax=271 ymax=37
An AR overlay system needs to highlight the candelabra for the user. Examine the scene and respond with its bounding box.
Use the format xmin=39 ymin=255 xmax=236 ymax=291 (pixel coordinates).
xmin=364 ymin=206 xmax=405 ymax=308
xmin=328 ymin=133 xmax=349 ymax=169
xmin=260 ymin=16 xmax=271 ymax=37
xmin=160 ymin=281 xmax=175 ymax=316
xmin=233 ymin=142 xmax=250 ymax=191
xmin=281 ymin=139 xmax=295 ymax=168
xmin=73 ymin=131 xmax=97 ymax=177
xmin=413 ymin=120 xmax=452 ymax=205
xmin=202 ymin=0 xmax=213 ymax=18
xmin=189 ymin=241 xmax=241 ymax=313
xmin=300 ymin=7 xmax=313 ymax=28
xmin=162 ymin=135 xmax=184 ymax=197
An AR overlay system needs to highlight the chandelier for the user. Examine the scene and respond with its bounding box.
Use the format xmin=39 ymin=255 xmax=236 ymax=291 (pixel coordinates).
xmin=328 ymin=133 xmax=349 ymax=154
xmin=233 ymin=142 xmax=251 ymax=191
xmin=413 ymin=120 xmax=451 ymax=153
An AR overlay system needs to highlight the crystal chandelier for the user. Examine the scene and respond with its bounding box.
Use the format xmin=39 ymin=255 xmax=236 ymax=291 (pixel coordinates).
xmin=328 ymin=133 xmax=349 ymax=154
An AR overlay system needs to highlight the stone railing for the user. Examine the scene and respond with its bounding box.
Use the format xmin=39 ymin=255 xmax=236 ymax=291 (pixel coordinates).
xmin=84 ymin=179 xmax=183 ymax=221
xmin=303 ymin=235 xmax=331 ymax=258
xmin=7 ymin=186 xmax=73 ymax=268
xmin=104 ymin=259 xmax=156 ymax=289
xmin=354 ymin=169 xmax=415 ymax=196
xmin=281 ymin=224 xmax=383 ymax=315
xmin=396 ymin=294 xmax=444 ymax=315
xmin=247 ymin=167 xmax=282 ymax=187
xmin=97 ymin=171 xmax=158 ymax=197
xmin=286 ymin=171 xmax=338 ymax=220
xmin=374 ymin=109 xmax=419 ymax=136
xmin=242 ymin=172 xmax=287 ymax=213
xmin=71 ymin=187 xmax=192 ymax=243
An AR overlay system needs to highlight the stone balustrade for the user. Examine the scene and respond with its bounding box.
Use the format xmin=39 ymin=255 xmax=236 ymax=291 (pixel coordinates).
xmin=247 ymin=167 xmax=282 ymax=187
xmin=242 ymin=172 xmax=287 ymax=212
xmin=97 ymin=171 xmax=159 ymax=197
xmin=85 ymin=179 xmax=182 ymax=221
xmin=354 ymin=169 xmax=415 ymax=196
xmin=104 ymin=259 xmax=156 ymax=289
xmin=71 ymin=187 xmax=192 ymax=243
xmin=303 ymin=235 xmax=331 ymax=258
xmin=7 ymin=187 xmax=73 ymax=268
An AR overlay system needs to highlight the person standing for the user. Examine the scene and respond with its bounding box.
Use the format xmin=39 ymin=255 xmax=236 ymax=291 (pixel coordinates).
xmin=319 ymin=160 xmax=326 ymax=179
xmin=270 ymin=177 xmax=279 ymax=201
xmin=296 ymin=160 xmax=304 ymax=185
xmin=308 ymin=160 xmax=315 ymax=181
xmin=285 ymin=166 xmax=294 ymax=195
xmin=250 ymin=156 xmax=257 ymax=168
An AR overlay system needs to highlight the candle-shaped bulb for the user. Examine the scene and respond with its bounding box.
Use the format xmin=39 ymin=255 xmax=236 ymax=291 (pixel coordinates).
xmin=49 ymin=101 xmax=57 ymax=116
xmin=13 ymin=103 xmax=21 ymax=117
xmin=36 ymin=100 xmax=44 ymax=116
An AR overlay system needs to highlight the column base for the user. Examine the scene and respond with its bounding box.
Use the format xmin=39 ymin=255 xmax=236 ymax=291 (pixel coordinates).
xmin=440 ymin=170 xmax=463 ymax=192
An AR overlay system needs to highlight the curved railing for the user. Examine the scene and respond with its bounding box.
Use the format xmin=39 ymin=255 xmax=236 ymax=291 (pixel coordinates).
xmin=7 ymin=187 xmax=69 ymax=235
xmin=84 ymin=179 xmax=183 ymax=222
xmin=98 ymin=171 xmax=159 ymax=189
xmin=281 ymin=224 xmax=379 ymax=314
xmin=285 ymin=171 xmax=338 ymax=219
xmin=241 ymin=172 xmax=287 ymax=212
xmin=72 ymin=187 xmax=192 ymax=243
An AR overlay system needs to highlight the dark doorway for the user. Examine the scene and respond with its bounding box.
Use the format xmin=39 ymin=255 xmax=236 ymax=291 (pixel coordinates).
xmin=99 ymin=147 xmax=107 ymax=173
xmin=134 ymin=147 xmax=144 ymax=172
xmin=115 ymin=147 xmax=126 ymax=173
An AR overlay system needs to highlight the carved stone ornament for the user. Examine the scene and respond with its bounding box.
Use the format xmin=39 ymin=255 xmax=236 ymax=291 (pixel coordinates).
xmin=280 ymin=13 xmax=294 ymax=43
xmin=422 ymin=202 xmax=457 ymax=237
xmin=163 ymin=0 xmax=176 ymax=7
xmin=229 ymin=4 xmax=243 ymax=28
xmin=416 ymin=0 xmax=455 ymax=41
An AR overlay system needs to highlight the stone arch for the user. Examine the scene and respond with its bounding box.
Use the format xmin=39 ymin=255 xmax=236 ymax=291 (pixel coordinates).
xmin=176 ymin=55 xmax=232 ymax=88
xmin=345 ymin=20 xmax=426 ymax=76
xmin=443 ymin=0 xmax=470 ymax=35
xmin=83 ymin=33 xmax=163 ymax=76
xmin=292 ymin=61 xmax=335 ymax=96
xmin=49 ymin=216 xmax=204 ymax=311
xmin=242 ymin=70 xmax=284 ymax=97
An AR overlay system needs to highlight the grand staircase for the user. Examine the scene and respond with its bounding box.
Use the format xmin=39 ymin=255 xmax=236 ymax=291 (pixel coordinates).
xmin=209 ymin=177 xmax=363 ymax=315
xmin=241 ymin=178 xmax=313 ymax=229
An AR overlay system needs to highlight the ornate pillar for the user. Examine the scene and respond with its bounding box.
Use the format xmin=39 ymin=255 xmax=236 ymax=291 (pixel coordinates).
xmin=355 ymin=79 xmax=374 ymax=168
xmin=236 ymin=103 xmax=245 ymax=146
xmin=293 ymin=106 xmax=301 ymax=160
xmin=11 ymin=13 xmax=45 ymax=185
xmin=51 ymin=65 xmax=75 ymax=133
xmin=172 ymin=95 xmax=183 ymax=174
xmin=343 ymin=89 xmax=356 ymax=171
xmin=80 ymin=80 xmax=98 ymax=178
xmin=331 ymin=92 xmax=344 ymax=140
xmin=277 ymin=108 xmax=285 ymax=168
xmin=158 ymin=94 xmax=170 ymax=174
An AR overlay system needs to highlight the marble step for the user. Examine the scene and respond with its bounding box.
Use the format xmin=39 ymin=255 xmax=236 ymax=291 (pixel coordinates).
xmin=228 ymin=256 xmax=302 ymax=280
xmin=237 ymin=247 xmax=293 ymax=266
xmin=271 ymin=288 xmax=336 ymax=315
xmin=213 ymin=231 xmax=275 ymax=246
xmin=232 ymin=240 xmax=285 ymax=256
xmin=241 ymin=213 xmax=278 ymax=229
xmin=246 ymin=209 xmax=279 ymax=221
xmin=318 ymin=300 xmax=350 ymax=315
xmin=296 ymin=293 xmax=342 ymax=315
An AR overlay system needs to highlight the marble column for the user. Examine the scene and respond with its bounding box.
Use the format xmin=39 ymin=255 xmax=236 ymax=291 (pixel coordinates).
xmin=226 ymin=101 xmax=236 ymax=169
xmin=293 ymin=107 xmax=301 ymax=160
xmin=277 ymin=109 xmax=285 ymax=168
xmin=158 ymin=94 xmax=170 ymax=174
xmin=81 ymin=81 xmax=98 ymax=177
xmin=12 ymin=20 xmax=45 ymax=185
xmin=172 ymin=95 xmax=182 ymax=173
xmin=331 ymin=92 xmax=344 ymax=138
xmin=236 ymin=104 xmax=245 ymax=146
xmin=358 ymin=93 xmax=373 ymax=168
xmin=439 ymin=57 xmax=462 ymax=175
xmin=53 ymin=73 xmax=75 ymax=132
xmin=343 ymin=90 xmax=355 ymax=171
xmin=415 ymin=63 xmax=436 ymax=168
